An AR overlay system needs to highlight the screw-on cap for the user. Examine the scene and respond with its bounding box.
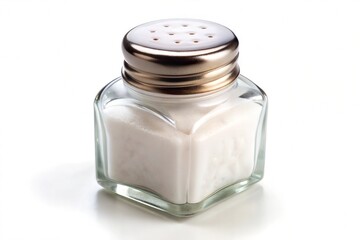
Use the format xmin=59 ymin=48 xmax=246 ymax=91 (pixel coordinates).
xmin=122 ymin=19 xmax=240 ymax=94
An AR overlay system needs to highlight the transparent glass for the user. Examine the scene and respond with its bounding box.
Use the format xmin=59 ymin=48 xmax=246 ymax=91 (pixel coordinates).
xmin=94 ymin=75 xmax=267 ymax=217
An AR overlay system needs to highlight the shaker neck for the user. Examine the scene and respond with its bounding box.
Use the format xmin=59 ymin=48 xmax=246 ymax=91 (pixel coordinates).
xmin=123 ymin=77 xmax=238 ymax=105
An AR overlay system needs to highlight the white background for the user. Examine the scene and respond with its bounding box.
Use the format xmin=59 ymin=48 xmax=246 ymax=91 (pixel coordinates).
xmin=1 ymin=0 xmax=360 ymax=239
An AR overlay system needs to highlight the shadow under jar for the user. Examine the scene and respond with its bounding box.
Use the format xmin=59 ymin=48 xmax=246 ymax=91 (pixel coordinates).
xmin=94 ymin=19 xmax=268 ymax=217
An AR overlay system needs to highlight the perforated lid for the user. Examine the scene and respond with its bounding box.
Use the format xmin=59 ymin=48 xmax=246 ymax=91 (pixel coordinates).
xmin=122 ymin=19 xmax=240 ymax=94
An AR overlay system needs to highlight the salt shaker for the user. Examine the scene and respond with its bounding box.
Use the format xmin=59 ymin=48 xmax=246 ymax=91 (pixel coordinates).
xmin=94 ymin=19 xmax=268 ymax=216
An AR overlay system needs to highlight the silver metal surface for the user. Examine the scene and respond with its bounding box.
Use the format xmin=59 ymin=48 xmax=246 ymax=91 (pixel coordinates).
xmin=122 ymin=19 xmax=240 ymax=94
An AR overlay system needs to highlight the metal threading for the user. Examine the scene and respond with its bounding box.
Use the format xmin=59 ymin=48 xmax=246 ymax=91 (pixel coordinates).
xmin=122 ymin=19 xmax=240 ymax=94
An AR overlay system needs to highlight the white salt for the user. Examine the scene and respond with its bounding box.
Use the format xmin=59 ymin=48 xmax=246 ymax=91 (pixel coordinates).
xmin=103 ymin=99 xmax=261 ymax=204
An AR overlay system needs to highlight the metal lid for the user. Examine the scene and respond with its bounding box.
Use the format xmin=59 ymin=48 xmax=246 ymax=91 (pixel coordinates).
xmin=121 ymin=19 xmax=240 ymax=94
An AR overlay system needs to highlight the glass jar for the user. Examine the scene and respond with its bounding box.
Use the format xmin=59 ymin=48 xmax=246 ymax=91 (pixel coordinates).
xmin=94 ymin=19 xmax=268 ymax=216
